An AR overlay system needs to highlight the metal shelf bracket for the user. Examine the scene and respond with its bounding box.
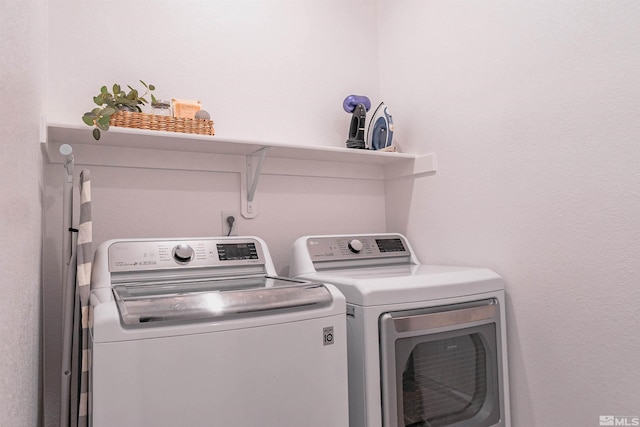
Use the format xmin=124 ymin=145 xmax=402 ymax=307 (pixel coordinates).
xmin=241 ymin=147 xmax=269 ymax=218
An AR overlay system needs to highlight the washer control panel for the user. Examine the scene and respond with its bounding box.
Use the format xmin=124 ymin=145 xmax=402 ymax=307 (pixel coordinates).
xmin=306 ymin=234 xmax=410 ymax=262
xmin=108 ymin=238 xmax=265 ymax=272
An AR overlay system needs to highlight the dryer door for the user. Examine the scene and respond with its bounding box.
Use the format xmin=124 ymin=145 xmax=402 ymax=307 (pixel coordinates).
xmin=379 ymin=299 xmax=506 ymax=427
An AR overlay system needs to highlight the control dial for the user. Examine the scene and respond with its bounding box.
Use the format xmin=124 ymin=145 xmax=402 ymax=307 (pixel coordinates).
xmin=172 ymin=244 xmax=195 ymax=264
xmin=348 ymin=239 xmax=363 ymax=254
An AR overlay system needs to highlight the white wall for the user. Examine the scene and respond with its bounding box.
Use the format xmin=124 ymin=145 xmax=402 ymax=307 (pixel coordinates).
xmin=47 ymin=0 xmax=380 ymax=147
xmin=43 ymin=1 xmax=384 ymax=425
xmin=42 ymin=164 xmax=387 ymax=425
xmin=0 ymin=1 xmax=46 ymax=426
xmin=42 ymin=1 xmax=640 ymax=426
xmin=381 ymin=1 xmax=640 ymax=425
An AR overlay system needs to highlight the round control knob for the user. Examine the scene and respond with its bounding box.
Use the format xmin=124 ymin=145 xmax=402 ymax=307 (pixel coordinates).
xmin=348 ymin=239 xmax=363 ymax=253
xmin=172 ymin=244 xmax=195 ymax=263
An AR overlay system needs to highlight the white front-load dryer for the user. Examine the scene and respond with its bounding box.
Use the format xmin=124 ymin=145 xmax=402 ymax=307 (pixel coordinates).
xmin=90 ymin=236 xmax=349 ymax=427
xmin=290 ymin=233 xmax=511 ymax=427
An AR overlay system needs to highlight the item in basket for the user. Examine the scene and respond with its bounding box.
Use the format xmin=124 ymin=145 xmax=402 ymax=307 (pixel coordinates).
xmin=151 ymin=100 xmax=171 ymax=116
xmin=194 ymin=110 xmax=211 ymax=120
xmin=172 ymin=99 xmax=201 ymax=119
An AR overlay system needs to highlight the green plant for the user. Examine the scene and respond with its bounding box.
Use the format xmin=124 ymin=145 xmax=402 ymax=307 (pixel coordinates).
xmin=82 ymin=80 xmax=156 ymax=140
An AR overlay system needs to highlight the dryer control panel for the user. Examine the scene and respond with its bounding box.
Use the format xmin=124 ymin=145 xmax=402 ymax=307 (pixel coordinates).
xmin=306 ymin=234 xmax=411 ymax=262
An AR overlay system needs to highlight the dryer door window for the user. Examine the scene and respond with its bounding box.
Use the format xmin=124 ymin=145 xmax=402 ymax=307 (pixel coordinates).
xmin=379 ymin=299 xmax=505 ymax=427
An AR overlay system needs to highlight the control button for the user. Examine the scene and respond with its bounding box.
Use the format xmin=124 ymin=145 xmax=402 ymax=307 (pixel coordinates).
xmin=172 ymin=244 xmax=195 ymax=263
xmin=348 ymin=239 xmax=363 ymax=253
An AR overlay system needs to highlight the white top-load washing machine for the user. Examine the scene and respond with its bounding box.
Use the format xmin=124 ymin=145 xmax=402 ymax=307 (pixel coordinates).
xmin=290 ymin=233 xmax=511 ymax=427
xmin=90 ymin=236 xmax=348 ymax=427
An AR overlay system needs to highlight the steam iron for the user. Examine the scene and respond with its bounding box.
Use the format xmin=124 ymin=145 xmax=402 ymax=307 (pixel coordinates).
xmin=366 ymin=102 xmax=394 ymax=150
xmin=343 ymin=95 xmax=371 ymax=149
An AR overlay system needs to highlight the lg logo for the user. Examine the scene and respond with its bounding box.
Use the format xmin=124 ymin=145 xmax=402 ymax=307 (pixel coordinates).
xmin=323 ymin=326 xmax=334 ymax=346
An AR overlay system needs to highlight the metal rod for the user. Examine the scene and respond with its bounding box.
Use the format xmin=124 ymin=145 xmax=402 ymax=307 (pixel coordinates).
xmin=59 ymin=144 xmax=76 ymax=427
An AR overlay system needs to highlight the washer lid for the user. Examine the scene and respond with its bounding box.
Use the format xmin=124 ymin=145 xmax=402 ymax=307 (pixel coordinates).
xmin=299 ymin=265 xmax=504 ymax=306
xmin=112 ymin=276 xmax=332 ymax=325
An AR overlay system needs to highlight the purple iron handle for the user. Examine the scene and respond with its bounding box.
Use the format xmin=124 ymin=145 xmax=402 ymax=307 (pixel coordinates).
xmin=343 ymin=95 xmax=371 ymax=113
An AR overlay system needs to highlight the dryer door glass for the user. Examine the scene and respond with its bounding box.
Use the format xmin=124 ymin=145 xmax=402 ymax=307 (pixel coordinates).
xmin=379 ymin=299 xmax=505 ymax=427
xmin=400 ymin=329 xmax=496 ymax=426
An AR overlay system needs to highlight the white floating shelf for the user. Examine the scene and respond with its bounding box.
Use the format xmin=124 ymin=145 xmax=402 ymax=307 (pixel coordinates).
xmin=42 ymin=122 xmax=437 ymax=217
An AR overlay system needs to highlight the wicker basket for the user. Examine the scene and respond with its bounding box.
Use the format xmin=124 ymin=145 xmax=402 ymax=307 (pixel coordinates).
xmin=109 ymin=111 xmax=214 ymax=136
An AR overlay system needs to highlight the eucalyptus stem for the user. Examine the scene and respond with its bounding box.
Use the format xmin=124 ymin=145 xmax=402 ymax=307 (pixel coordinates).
xmin=82 ymin=80 xmax=156 ymax=140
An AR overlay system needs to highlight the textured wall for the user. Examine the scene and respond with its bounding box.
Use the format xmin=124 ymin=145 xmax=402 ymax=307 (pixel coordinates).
xmin=380 ymin=1 xmax=640 ymax=425
xmin=0 ymin=1 xmax=46 ymax=426
xmin=41 ymin=163 xmax=388 ymax=426
xmin=47 ymin=0 xmax=380 ymax=147
xmin=43 ymin=3 xmax=384 ymax=424
xmin=41 ymin=1 xmax=640 ymax=426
